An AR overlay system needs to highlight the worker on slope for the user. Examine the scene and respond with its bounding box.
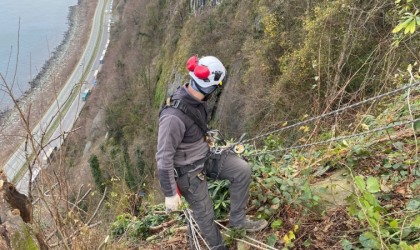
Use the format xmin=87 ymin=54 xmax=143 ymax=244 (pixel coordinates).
xmin=156 ymin=55 xmax=268 ymax=249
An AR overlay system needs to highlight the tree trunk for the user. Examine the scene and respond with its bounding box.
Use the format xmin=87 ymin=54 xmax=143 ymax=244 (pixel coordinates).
xmin=0 ymin=171 xmax=48 ymax=249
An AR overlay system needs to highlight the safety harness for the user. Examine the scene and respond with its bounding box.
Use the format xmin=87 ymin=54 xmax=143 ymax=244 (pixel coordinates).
xmin=160 ymin=94 xmax=245 ymax=184
xmin=160 ymin=96 xmax=210 ymax=179
xmin=160 ymin=96 xmax=246 ymax=155
xmin=160 ymin=97 xmax=209 ymax=136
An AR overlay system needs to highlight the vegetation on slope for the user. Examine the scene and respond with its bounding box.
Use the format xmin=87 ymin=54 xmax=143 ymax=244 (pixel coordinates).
xmin=57 ymin=0 xmax=420 ymax=248
xmin=107 ymin=85 xmax=419 ymax=249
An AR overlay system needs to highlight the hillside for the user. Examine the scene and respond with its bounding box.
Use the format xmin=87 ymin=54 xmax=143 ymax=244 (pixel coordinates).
xmin=27 ymin=0 xmax=420 ymax=249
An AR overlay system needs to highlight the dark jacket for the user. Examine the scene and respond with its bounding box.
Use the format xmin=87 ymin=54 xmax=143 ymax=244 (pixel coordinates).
xmin=156 ymin=85 xmax=209 ymax=197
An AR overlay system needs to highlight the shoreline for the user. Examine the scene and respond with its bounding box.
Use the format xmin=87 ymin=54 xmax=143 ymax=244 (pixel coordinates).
xmin=28 ymin=5 xmax=78 ymax=90
xmin=0 ymin=0 xmax=97 ymax=167
xmin=0 ymin=3 xmax=80 ymax=125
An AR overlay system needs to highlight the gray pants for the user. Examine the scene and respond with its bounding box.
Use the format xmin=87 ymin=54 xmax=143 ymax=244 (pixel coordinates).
xmin=176 ymin=152 xmax=251 ymax=249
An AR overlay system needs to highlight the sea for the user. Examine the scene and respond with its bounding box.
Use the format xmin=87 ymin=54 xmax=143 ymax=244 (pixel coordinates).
xmin=0 ymin=0 xmax=77 ymax=112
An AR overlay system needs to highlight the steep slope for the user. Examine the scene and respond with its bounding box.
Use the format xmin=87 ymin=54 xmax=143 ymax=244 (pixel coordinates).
xmin=57 ymin=0 xmax=419 ymax=248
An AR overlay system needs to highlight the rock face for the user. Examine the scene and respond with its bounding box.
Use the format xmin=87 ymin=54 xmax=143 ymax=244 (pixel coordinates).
xmin=311 ymin=169 xmax=354 ymax=210
xmin=0 ymin=172 xmax=46 ymax=249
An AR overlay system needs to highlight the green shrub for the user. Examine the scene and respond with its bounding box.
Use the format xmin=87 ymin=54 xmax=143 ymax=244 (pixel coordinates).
xmin=246 ymin=147 xmax=319 ymax=220
xmin=111 ymin=206 xmax=168 ymax=240
xmin=89 ymin=154 xmax=105 ymax=193
xmin=208 ymin=179 xmax=231 ymax=219
xmin=346 ymin=175 xmax=420 ymax=249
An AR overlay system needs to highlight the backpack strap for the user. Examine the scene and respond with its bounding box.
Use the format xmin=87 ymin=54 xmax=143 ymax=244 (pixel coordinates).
xmin=161 ymin=97 xmax=208 ymax=135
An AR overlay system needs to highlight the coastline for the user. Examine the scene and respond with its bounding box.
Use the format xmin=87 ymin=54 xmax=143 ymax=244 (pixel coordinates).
xmin=0 ymin=0 xmax=97 ymax=166
xmin=28 ymin=5 xmax=78 ymax=90
xmin=0 ymin=4 xmax=79 ymax=124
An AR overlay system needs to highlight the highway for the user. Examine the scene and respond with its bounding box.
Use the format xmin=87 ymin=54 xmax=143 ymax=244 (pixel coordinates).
xmin=1 ymin=0 xmax=113 ymax=195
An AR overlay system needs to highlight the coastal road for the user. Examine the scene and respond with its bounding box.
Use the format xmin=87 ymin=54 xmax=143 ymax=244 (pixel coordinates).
xmin=2 ymin=0 xmax=112 ymax=194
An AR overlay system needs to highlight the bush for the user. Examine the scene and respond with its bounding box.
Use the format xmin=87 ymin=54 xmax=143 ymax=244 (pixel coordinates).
xmin=89 ymin=154 xmax=105 ymax=193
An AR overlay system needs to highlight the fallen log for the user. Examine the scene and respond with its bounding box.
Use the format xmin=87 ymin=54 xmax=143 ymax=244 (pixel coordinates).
xmin=149 ymin=219 xmax=177 ymax=233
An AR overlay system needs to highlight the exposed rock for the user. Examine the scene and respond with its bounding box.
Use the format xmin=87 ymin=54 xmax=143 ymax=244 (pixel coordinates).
xmin=311 ymin=169 xmax=354 ymax=210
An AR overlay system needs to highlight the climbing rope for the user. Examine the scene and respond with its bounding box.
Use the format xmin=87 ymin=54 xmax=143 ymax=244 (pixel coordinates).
xmin=247 ymin=118 xmax=420 ymax=157
xmin=243 ymin=81 xmax=420 ymax=143
xmin=183 ymin=209 xmax=279 ymax=250
xmin=183 ymin=209 xmax=211 ymax=250
xmin=214 ymin=221 xmax=278 ymax=250
xmin=190 ymin=220 xmax=201 ymax=250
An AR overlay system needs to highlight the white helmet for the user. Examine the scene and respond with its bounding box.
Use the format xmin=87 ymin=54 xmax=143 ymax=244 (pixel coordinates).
xmin=186 ymin=55 xmax=226 ymax=88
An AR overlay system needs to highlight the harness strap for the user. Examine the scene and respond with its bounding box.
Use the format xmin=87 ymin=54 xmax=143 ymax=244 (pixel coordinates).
xmin=163 ymin=97 xmax=209 ymax=135
xmin=174 ymin=153 xmax=211 ymax=177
